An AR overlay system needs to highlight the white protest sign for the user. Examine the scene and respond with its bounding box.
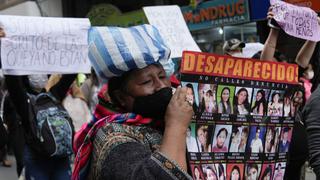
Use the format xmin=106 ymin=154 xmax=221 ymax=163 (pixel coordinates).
xmin=242 ymin=42 xmax=264 ymax=58
xmin=270 ymin=0 xmax=320 ymax=42
xmin=0 ymin=15 xmax=91 ymax=75
xmin=143 ymin=5 xmax=201 ymax=58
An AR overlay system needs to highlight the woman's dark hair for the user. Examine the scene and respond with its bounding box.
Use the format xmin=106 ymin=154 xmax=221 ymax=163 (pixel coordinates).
xmin=186 ymin=83 xmax=199 ymax=113
xmin=233 ymin=88 xmax=250 ymax=114
xmin=193 ymin=165 xmax=202 ymax=179
xmin=232 ymin=127 xmax=240 ymax=137
xmin=217 ymin=128 xmax=228 ymax=138
xmin=256 ymin=126 xmax=261 ymax=133
xmin=247 ymin=164 xmax=258 ymax=174
xmin=230 ymin=165 xmax=241 ymax=180
xmin=205 ymin=166 xmax=218 ymax=179
xmin=261 ymin=165 xmax=273 ymax=179
xmin=266 ymin=127 xmax=275 ymax=152
xmin=271 ymin=92 xmax=281 ymax=105
xmin=220 ymin=87 xmax=231 ymax=113
xmin=289 ymin=85 xmax=306 ymax=110
xmin=196 ymin=125 xmax=212 ymax=152
xmin=218 ymin=164 xmax=225 ymax=180
xmin=251 ymin=89 xmax=266 ymax=115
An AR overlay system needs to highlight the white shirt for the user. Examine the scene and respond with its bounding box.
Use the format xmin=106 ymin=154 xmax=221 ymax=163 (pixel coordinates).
xmin=251 ymin=138 xmax=263 ymax=153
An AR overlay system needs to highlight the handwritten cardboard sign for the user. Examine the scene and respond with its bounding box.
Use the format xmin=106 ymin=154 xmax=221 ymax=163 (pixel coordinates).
xmin=271 ymin=0 xmax=320 ymax=42
xmin=143 ymin=5 xmax=201 ymax=58
xmin=0 ymin=15 xmax=91 ymax=75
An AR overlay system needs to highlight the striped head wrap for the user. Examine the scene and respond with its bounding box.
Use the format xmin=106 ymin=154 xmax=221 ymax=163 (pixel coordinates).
xmin=88 ymin=24 xmax=174 ymax=81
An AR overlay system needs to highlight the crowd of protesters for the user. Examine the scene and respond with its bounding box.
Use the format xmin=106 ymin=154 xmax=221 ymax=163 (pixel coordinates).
xmin=0 ymin=4 xmax=319 ymax=180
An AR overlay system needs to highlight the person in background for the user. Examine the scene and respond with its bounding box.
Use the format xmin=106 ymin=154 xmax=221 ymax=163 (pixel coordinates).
xmin=217 ymin=164 xmax=226 ymax=180
xmin=0 ymin=28 xmax=76 ymax=180
xmin=273 ymin=164 xmax=284 ymax=180
xmin=1 ymin=77 xmax=25 ymax=176
xmin=81 ymin=68 xmax=101 ymax=113
xmin=223 ymin=39 xmax=246 ymax=58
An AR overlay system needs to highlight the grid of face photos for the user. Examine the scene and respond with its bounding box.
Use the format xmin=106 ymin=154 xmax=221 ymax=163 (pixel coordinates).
xmin=187 ymin=123 xmax=293 ymax=154
xmin=191 ymin=162 xmax=287 ymax=180
xmin=182 ymin=82 xmax=301 ymax=117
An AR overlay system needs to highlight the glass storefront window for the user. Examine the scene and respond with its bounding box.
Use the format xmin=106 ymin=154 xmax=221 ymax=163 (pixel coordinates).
xmin=192 ymin=22 xmax=259 ymax=54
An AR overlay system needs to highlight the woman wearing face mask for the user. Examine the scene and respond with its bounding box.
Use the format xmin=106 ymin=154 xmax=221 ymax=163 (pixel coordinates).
xmin=72 ymin=25 xmax=193 ymax=180
xmin=218 ymin=87 xmax=233 ymax=114
xmin=233 ymin=88 xmax=250 ymax=115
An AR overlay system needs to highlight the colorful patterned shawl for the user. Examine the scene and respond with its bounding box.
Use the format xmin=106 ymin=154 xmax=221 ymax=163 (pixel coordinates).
xmin=72 ymin=84 xmax=152 ymax=180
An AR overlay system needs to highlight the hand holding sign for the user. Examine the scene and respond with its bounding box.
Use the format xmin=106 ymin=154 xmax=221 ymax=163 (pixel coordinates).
xmin=270 ymin=0 xmax=320 ymax=42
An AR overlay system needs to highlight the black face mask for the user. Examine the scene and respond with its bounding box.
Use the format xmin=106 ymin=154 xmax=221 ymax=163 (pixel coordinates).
xmin=132 ymin=87 xmax=172 ymax=120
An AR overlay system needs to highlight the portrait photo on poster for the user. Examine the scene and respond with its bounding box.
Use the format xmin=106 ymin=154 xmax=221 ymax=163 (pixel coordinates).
xmin=198 ymin=83 xmax=218 ymax=114
xmin=217 ymin=85 xmax=235 ymax=114
xmin=212 ymin=125 xmax=232 ymax=153
xmin=195 ymin=124 xmax=214 ymax=153
xmin=233 ymin=87 xmax=253 ymax=115
xmin=247 ymin=126 xmax=266 ymax=154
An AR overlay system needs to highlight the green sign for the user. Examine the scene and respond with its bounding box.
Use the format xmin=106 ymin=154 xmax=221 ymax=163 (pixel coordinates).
xmin=105 ymin=10 xmax=148 ymax=27
xmin=87 ymin=3 xmax=148 ymax=27
xmin=181 ymin=0 xmax=250 ymax=31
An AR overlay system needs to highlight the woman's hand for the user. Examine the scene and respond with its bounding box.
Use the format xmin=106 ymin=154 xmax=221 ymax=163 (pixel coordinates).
xmin=165 ymin=87 xmax=193 ymax=131
xmin=267 ymin=10 xmax=275 ymax=20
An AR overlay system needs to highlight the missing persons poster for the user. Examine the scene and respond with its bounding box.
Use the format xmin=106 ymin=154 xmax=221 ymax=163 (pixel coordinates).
xmin=181 ymin=51 xmax=299 ymax=180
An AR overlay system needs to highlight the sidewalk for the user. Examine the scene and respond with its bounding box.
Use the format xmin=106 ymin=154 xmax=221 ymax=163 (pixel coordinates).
xmin=0 ymin=155 xmax=18 ymax=180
